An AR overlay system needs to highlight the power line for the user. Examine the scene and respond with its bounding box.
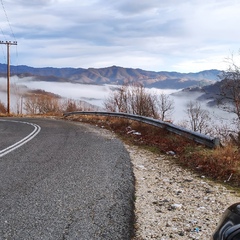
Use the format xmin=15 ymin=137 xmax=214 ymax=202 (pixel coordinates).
xmin=0 ymin=13 xmax=7 ymax=63
xmin=0 ymin=0 xmax=18 ymax=67
xmin=0 ymin=29 xmax=7 ymax=63
xmin=0 ymin=0 xmax=16 ymax=41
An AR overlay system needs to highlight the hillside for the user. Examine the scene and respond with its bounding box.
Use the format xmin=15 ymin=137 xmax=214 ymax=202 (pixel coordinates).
xmin=178 ymin=77 xmax=236 ymax=107
xmin=0 ymin=64 xmax=221 ymax=89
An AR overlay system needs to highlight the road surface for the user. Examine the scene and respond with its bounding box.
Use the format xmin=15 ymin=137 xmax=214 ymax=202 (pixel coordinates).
xmin=0 ymin=118 xmax=134 ymax=239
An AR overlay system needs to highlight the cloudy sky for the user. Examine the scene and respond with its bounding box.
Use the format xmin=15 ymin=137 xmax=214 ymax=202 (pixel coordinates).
xmin=0 ymin=0 xmax=240 ymax=73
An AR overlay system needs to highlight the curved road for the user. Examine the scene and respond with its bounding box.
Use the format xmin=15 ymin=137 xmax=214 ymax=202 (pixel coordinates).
xmin=0 ymin=118 xmax=134 ymax=240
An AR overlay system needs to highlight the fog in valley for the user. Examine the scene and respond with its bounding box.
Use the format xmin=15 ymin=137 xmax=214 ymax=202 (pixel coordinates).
xmin=0 ymin=77 xmax=236 ymax=132
xmin=21 ymin=80 xmax=112 ymax=107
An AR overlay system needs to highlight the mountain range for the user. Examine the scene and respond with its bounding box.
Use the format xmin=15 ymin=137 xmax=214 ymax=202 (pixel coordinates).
xmin=0 ymin=63 xmax=222 ymax=89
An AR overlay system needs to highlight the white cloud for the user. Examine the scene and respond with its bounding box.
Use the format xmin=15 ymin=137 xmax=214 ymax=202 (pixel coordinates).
xmin=173 ymin=55 xmax=227 ymax=73
xmin=0 ymin=0 xmax=240 ymax=72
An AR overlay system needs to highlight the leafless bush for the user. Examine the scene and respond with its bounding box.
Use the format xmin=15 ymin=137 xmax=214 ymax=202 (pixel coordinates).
xmin=217 ymin=53 xmax=240 ymax=146
xmin=24 ymin=94 xmax=60 ymax=114
xmin=61 ymin=99 xmax=86 ymax=112
xmin=186 ymin=100 xmax=212 ymax=134
xmin=0 ymin=101 xmax=7 ymax=113
xmin=24 ymin=95 xmax=38 ymax=114
xmin=129 ymin=83 xmax=158 ymax=117
xmin=104 ymin=84 xmax=130 ymax=113
xmin=176 ymin=120 xmax=188 ymax=129
xmin=61 ymin=98 xmax=99 ymax=112
xmin=104 ymin=83 xmax=174 ymax=119
xmin=104 ymin=83 xmax=157 ymax=117
xmin=157 ymin=92 xmax=174 ymax=121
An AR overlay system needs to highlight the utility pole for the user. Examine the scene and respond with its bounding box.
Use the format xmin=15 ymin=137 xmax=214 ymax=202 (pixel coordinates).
xmin=0 ymin=40 xmax=17 ymax=114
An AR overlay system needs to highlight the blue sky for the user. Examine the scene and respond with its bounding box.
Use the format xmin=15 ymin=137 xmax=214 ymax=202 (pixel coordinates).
xmin=0 ymin=0 xmax=240 ymax=72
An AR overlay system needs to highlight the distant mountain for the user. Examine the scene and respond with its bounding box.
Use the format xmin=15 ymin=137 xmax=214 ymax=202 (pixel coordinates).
xmin=0 ymin=64 xmax=222 ymax=89
xmin=177 ymin=76 xmax=235 ymax=107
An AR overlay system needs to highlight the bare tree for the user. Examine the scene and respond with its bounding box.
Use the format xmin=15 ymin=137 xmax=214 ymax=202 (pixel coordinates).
xmin=104 ymin=85 xmax=129 ymax=113
xmin=218 ymin=56 xmax=240 ymax=119
xmin=24 ymin=94 xmax=39 ymax=114
xmin=129 ymin=83 xmax=158 ymax=118
xmin=24 ymin=94 xmax=60 ymax=114
xmin=213 ymin=122 xmax=233 ymax=143
xmin=157 ymin=92 xmax=174 ymax=121
xmin=186 ymin=100 xmax=212 ymax=134
xmin=37 ymin=95 xmax=60 ymax=114
xmin=104 ymin=83 xmax=158 ymax=118
xmin=61 ymin=98 xmax=99 ymax=112
xmin=63 ymin=99 xmax=78 ymax=112
xmin=217 ymin=54 xmax=240 ymax=145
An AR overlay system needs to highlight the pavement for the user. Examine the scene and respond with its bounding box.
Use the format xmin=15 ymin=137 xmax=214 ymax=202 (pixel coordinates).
xmin=0 ymin=117 xmax=135 ymax=239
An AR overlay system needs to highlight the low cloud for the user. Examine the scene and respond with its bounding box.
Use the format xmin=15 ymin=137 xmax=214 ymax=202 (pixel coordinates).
xmin=0 ymin=77 xmax=236 ymax=129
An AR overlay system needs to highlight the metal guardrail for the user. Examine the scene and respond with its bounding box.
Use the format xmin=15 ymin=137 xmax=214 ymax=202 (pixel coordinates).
xmin=63 ymin=111 xmax=220 ymax=148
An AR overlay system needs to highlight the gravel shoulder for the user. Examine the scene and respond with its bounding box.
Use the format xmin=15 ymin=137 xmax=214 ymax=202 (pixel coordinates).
xmin=125 ymin=144 xmax=240 ymax=240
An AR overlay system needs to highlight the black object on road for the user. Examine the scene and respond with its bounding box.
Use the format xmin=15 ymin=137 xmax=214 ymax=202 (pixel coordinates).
xmin=212 ymin=203 xmax=240 ymax=240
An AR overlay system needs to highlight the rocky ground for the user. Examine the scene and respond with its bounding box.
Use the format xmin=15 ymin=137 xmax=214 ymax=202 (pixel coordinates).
xmin=126 ymin=144 xmax=240 ymax=240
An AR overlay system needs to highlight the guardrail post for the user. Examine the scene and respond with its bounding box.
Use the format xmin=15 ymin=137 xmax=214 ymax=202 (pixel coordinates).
xmin=213 ymin=137 xmax=220 ymax=148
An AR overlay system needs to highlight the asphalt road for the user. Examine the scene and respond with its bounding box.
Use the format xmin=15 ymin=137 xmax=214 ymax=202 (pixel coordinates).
xmin=0 ymin=118 xmax=135 ymax=240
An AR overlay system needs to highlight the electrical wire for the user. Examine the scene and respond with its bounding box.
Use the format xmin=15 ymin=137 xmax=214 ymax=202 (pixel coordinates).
xmin=0 ymin=0 xmax=19 ymax=75
xmin=0 ymin=26 xmax=7 ymax=64
xmin=0 ymin=0 xmax=16 ymax=41
xmin=0 ymin=1 xmax=7 ymax=64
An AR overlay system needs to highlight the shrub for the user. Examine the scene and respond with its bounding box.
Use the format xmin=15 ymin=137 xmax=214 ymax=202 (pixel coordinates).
xmin=0 ymin=101 xmax=7 ymax=113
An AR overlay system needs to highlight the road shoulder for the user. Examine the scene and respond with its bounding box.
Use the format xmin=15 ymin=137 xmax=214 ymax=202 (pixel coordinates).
xmin=126 ymin=144 xmax=240 ymax=240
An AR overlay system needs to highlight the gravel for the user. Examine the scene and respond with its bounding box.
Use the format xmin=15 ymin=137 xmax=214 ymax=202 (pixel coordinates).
xmin=125 ymin=145 xmax=240 ymax=240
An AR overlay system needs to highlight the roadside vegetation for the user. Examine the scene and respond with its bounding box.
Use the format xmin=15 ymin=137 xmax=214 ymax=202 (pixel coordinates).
xmin=0 ymin=89 xmax=99 ymax=116
xmin=0 ymin=101 xmax=7 ymax=115
xmin=66 ymin=114 xmax=240 ymax=187
xmin=104 ymin=82 xmax=174 ymax=121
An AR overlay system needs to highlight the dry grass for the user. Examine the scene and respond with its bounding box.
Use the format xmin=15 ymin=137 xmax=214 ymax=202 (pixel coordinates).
xmin=180 ymin=144 xmax=240 ymax=184
xmin=0 ymin=113 xmax=15 ymax=117
xmin=66 ymin=114 xmax=240 ymax=187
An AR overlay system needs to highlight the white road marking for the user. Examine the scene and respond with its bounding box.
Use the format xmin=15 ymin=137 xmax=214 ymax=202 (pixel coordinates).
xmin=0 ymin=120 xmax=41 ymax=157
